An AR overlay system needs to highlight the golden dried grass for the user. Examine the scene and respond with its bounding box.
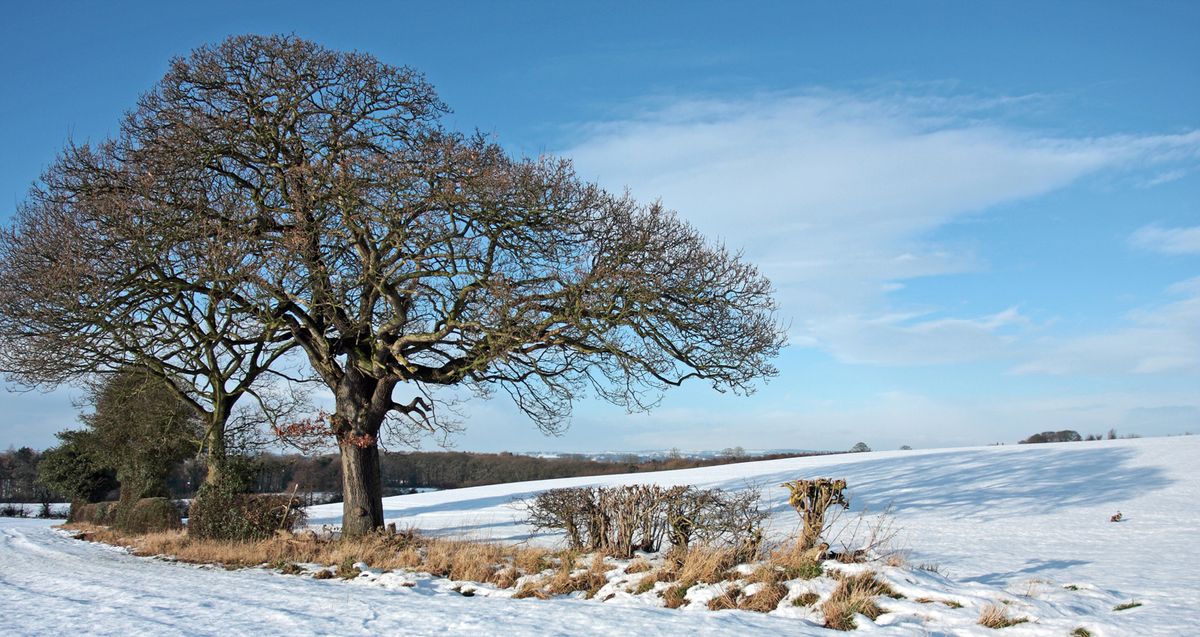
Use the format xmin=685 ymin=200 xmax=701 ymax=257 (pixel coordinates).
xmin=738 ymin=582 xmax=788 ymax=613
xmin=63 ymin=523 xmax=548 ymax=588
xmin=978 ymin=603 xmax=1029 ymax=628
xmin=677 ymin=546 xmax=737 ymax=585
xmin=821 ymin=572 xmax=895 ymax=630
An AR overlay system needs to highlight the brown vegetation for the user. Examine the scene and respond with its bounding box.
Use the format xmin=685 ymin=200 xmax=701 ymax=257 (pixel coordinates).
xmin=64 ymin=522 xmax=548 ymax=582
xmin=739 ymin=582 xmax=789 ymax=613
xmin=977 ymin=602 xmax=1029 ymax=628
xmin=820 ymin=572 xmax=900 ymax=630
xmin=524 ymin=484 xmax=767 ymax=558
xmin=781 ymin=478 xmax=849 ymax=552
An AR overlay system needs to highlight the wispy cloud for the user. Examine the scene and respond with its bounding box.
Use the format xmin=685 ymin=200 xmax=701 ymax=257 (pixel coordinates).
xmin=1016 ymin=277 xmax=1200 ymax=375
xmin=1130 ymin=224 xmax=1200 ymax=255
xmin=602 ymin=388 xmax=1200 ymax=451
xmin=563 ymin=90 xmax=1200 ymax=366
xmin=812 ymin=307 xmax=1031 ymax=366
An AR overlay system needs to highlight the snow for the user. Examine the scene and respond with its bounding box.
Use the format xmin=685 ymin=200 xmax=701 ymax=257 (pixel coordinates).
xmin=3 ymin=436 xmax=1198 ymax=635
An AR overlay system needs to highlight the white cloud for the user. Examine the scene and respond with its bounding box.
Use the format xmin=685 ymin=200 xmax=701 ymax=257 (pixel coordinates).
xmin=1016 ymin=278 xmax=1200 ymax=375
xmin=812 ymin=307 xmax=1031 ymax=366
xmin=563 ymin=91 xmax=1200 ymax=365
xmin=596 ymin=388 xmax=1200 ymax=452
xmin=1130 ymin=224 xmax=1200 ymax=255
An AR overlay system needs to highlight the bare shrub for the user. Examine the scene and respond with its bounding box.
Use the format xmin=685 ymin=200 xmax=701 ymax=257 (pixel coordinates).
xmin=826 ymin=505 xmax=901 ymax=563
xmin=782 ymin=478 xmax=849 ymax=551
xmin=0 ymin=503 xmax=29 ymax=517
xmin=523 ymin=484 xmax=766 ymax=558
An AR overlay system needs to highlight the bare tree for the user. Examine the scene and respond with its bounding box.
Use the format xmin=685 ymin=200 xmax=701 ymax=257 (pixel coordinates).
xmin=0 ymin=140 xmax=297 ymax=488
xmin=12 ymin=35 xmax=785 ymax=537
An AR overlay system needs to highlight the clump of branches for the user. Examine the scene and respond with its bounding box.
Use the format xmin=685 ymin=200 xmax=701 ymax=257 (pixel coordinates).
xmin=523 ymin=485 xmax=767 ymax=559
xmin=782 ymin=478 xmax=850 ymax=551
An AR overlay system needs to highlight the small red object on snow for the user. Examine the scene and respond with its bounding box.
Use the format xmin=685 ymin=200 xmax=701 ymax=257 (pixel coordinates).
xmin=1110 ymin=512 xmax=1123 ymax=522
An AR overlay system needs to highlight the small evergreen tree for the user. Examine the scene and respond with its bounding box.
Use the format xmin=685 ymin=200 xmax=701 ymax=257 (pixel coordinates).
xmin=37 ymin=430 xmax=116 ymax=503
xmin=80 ymin=369 xmax=199 ymax=527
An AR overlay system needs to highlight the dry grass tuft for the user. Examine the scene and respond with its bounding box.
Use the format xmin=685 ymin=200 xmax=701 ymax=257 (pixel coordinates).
xmin=739 ymin=582 xmax=788 ymax=613
xmin=521 ymin=552 xmax=611 ymax=598
xmin=625 ymin=557 xmax=652 ymax=574
xmin=769 ymin=544 xmax=824 ymax=580
xmin=792 ymin=591 xmax=820 ymax=607
xmin=63 ymin=523 xmax=549 ymax=588
xmin=1112 ymin=601 xmax=1142 ymax=611
xmin=747 ymin=563 xmax=784 ymax=585
xmin=335 ymin=558 xmax=361 ymax=579
xmin=513 ymin=547 xmax=551 ymax=574
xmin=978 ymin=603 xmax=1029 ymax=628
xmin=512 ymin=581 xmax=550 ymax=600
xmin=632 ymin=574 xmax=658 ymax=595
xmin=821 ymin=572 xmax=897 ymax=630
xmin=677 ymin=546 xmax=737 ymax=585
xmin=838 ymin=571 xmax=903 ymax=598
xmin=661 ymin=583 xmax=691 ymax=609
xmin=707 ymin=586 xmax=741 ymax=611
xmin=488 ymin=566 xmax=520 ymax=589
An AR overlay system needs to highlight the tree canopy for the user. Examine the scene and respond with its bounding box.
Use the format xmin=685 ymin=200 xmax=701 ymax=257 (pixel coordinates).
xmin=0 ymin=35 xmax=785 ymax=536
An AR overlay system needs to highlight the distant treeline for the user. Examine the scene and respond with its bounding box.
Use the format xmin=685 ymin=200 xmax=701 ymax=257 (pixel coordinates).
xmin=1017 ymin=429 xmax=1142 ymax=444
xmin=0 ymin=447 xmax=46 ymax=502
xmin=2 ymin=446 xmax=828 ymax=503
xmin=244 ymin=450 xmax=828 ymax=499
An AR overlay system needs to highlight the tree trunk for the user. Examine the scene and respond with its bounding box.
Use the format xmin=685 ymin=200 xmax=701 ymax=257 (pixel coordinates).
xmin=339 ymin=438 xmax=383 ymax=536
xmin=203 ymin=419 xmax=227 ymax=487
xmin=333 ymin=372 xmax=393 ymax=537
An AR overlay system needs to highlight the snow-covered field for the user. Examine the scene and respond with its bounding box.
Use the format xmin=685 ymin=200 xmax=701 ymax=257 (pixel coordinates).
xmin=2 ymin=436 xmax=1196 ymax=635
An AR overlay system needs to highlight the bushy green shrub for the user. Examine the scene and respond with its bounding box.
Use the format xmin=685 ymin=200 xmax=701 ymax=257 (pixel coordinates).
xmin=118 ymin=497 xmax=183 ymax=534
xmin=187 ymin=481 xmax=306 ymax=540
xmin=37 ymin=430 xmax=117 ymax=503
xmin=69 ymin=500 xmax=121 ymax=525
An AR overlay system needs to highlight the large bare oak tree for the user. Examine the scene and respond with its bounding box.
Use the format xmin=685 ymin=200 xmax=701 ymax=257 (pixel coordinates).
xmin=3 ymin=35 xmax=785 ymax=537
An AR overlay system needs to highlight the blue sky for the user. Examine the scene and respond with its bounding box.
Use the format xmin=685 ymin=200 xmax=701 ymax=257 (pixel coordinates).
xmin=2 ymin=1 xmax=1197 ymax=453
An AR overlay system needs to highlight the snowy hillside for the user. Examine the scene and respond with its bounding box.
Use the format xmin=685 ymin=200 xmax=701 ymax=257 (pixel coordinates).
xmin=3 ymin=436 xmax=1197 ymax=635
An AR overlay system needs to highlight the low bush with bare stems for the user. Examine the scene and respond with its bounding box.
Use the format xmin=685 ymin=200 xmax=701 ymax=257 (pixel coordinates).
xmin=522 ymin=484 xmax=767 ymax=558
xmin=781 ymin=478 xmax=849 ymax=552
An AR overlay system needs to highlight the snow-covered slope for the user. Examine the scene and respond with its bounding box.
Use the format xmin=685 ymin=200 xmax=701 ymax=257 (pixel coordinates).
xmin=2 ymin=436 xmax=1195 ymax=635
xmin=310 ymin=435 xmax=1199 ymax=634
